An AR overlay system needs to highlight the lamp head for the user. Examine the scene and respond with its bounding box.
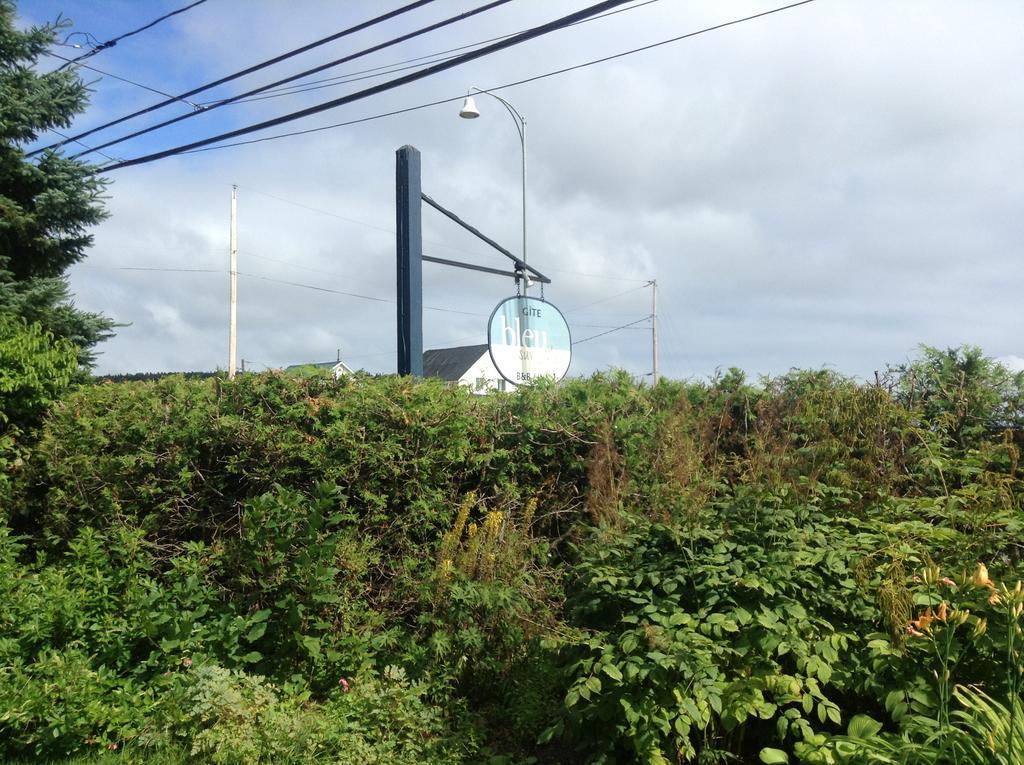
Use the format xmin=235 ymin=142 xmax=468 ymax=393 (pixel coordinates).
xmin=459 ymin=95 xmax=480 ymax=119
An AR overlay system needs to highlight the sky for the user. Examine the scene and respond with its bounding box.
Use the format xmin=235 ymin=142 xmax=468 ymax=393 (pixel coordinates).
xmin=18 ymin=0 xmax=1024 ymax=380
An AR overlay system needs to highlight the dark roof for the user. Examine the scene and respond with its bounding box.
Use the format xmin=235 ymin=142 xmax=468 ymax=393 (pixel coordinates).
xmin=423 ymin=344 xmax=488 ymax=381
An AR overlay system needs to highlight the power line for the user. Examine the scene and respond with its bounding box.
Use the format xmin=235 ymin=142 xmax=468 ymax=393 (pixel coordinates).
xmin=115 ymin=0 xmax=818 ymax=164
xmin=198 ymin=0 xmax=664 ymax=108
xmin=46 ymin=128 xmax=122 ymax=163
xmin=59 ymin=31 xmax=101 ymax=50
xmin=241 ymin=186 xmax=393 ymax=233
xmin=84 ymin=261 xmax=484 ymax=317
xmin=79 ymin=261 xmax=651 ymax=332
xmin=573 ymin=322 xmax=648 ymax=330
xmin=55 ymin=0 xmax=209 ymax=71
xmin=566 ymin=284 xmax=648 ymax=313
xmin=93 ymin=0 xmax=634 ymax=173
xmin=29 ymin=0 xmax=437 ymax=156
xmin=210 ymin=56 xmax=461 ymax=107
xmin=239 ymin=186 xmax=651 ymax=284
xmin=245 ymin=247 xmax=506 ymax=284
xmin=237 ymin=271 xmax=389 ymax=303
xmin=547 ymin=266 xmax=649 ymax=283
xmin=240 ymin=186 xmax=634 ymax=280
xmin=44 ymin=51 xmax=201 ymax=108
xmin=572 ymin=316 xmax=650 ymax=345
xmin=77 ymin=265 xmax=220 ymax=273
xmin=66 ymin=0 xmax=515 ymax=161
xmin=82 ymin=261 xmax=648 ymax=336
xmin=236 ymin=272 xmax=484 ymax=317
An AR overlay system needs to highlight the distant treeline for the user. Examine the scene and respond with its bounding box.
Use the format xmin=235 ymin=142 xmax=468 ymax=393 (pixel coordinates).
xmin=93 ymin=371 xmax=221 ymax=383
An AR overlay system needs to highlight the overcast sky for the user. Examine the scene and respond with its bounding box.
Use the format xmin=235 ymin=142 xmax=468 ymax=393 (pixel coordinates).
xmin=19 ymin=0 xmax=1024 ymax=380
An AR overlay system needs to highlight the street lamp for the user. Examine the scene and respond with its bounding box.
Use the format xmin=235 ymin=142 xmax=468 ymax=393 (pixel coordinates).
xmin=459 ymin=87 xmax=528 ymax=293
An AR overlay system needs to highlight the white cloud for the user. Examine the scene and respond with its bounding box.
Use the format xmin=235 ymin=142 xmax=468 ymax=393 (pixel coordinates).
xmin=22 ymin=0 xmax=1024 ymax=380
xmin=998 ymin=356 xmax=1024 ymax=374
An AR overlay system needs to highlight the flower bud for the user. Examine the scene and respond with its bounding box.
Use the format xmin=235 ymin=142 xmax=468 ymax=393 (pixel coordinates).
xmin=972 ymin=618 xmax=988 ymax=638
xmin=970 ymin=562 xmax=995 ymax=590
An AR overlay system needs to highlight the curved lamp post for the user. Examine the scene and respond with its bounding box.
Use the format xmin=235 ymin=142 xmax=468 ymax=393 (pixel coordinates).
xmin=459 ymin=87 xmax=529 ymax=292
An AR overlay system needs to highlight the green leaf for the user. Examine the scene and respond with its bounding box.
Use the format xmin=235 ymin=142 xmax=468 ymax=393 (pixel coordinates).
xmin=846 ymin=714 xmax=883 ymax=740
xmin=620 ymin=698 xmax=639 ymax=724
xmin=759 ymin=747 xmax=789 ymax=764
xmin=884 ymin=689 xmax=904 ymax=712
xmin=602 ymin=664 xmax=623 ymax=681
xmin=300 ymin=634 xmax=321 ymax=658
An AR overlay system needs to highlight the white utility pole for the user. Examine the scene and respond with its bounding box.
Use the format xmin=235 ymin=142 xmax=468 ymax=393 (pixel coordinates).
xmin=650 ymin=279 xmax=658 ymax=385
xmin=228 ymin=185 xmax=238 ymax=380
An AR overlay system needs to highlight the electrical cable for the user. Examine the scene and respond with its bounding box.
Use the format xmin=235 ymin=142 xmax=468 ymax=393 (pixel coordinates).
xmin=76 ymin=265 xmax=221 ymax=273
xmin=59 ymin=31 xmax=101 ymax=50
xmin=45 ymin=128 xmax=122 ymax=163
xmin=85 ymin=261 xmax=485 ymax=318
xmin=198 ymin=0 xmax=664 ymax=107
xmin=66 ymin=0 xmax=515 ymax=161
xmin=45 ymin=51 xmax=201 ymax=107
xmin=573 ymin=322 xmax=648 ymax=330
xmin=572 ymin=316 xmax=650 ymax=345
xmin=214 ymin=55 xmax=463 ymax=107
xmin=245 ymin=247 xmax=649 ymax=308
xmin=55 ymin=0 xmax=209 ymax=71
xmin=240 ymin=186 xmax=392 ymax=233
xmin=565 ymin=284 xmax=648 ymax=313
xmin=104 ymin=0 xmax=817 ymax=166
xmin=238 ymin=186 xmax=652 ymax=284
xmin=245 ymin=247 xmax=510 ymax=284
xmin=79 ymin=263 xmax=651 ymax=335
xmin=236 ymin=272 xmax=485 ymax=317
xmin=93 ymin=0 xmax=634 ymax=173
xmin=237 ymin=272 xmax=389 ymax=303
xmin=29 ymin=0 xmax=437 ymax=156
xmin=547 ymin=265 xmax=649 ymax=283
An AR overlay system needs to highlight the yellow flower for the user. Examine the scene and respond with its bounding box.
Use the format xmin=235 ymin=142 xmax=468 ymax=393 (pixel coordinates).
xmin=971 ymin=562 xmax=995 ymax=590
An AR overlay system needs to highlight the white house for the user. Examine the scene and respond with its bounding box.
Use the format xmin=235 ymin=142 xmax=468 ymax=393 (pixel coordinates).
xmin=284 ymin=359 xmax=354 ymax=380
xmin=423 ymin=344 xmax=515 ymax=394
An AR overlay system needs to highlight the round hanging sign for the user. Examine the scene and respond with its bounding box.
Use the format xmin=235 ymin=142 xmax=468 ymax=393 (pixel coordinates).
xmin=487 ymin=296 xmax=572 ymax=385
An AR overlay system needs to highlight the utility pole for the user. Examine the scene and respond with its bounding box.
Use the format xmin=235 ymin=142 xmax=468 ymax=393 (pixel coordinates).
xmin=649 ymin=279 xmax=658 ymax=385
xmin=228 ymin=185 xmax=238 ymax=380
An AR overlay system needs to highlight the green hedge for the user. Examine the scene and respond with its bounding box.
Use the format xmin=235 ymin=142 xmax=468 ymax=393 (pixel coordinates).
xmin=1 ymin=350 xmax=1022 ymax=763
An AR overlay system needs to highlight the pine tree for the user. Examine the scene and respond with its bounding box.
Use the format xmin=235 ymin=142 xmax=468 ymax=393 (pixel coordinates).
xmin=0 ymin=0 xmax=114 ymax=367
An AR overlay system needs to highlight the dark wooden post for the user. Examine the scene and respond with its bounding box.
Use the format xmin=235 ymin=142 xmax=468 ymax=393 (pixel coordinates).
xmin=396 ymin=145 xmax=423 ymax=376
